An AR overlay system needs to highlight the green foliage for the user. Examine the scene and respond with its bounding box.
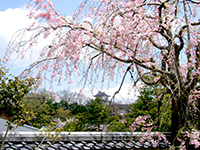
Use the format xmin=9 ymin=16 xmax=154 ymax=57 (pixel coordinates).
xmin=131 ymin=90 xmax=157 ymax=120
xmin=33 ymin=102 xmax=54 ymax=127
xmin=23 ymin=89 xmax=61 ymax=128
xmin=85 ymin=98 xmax=110 ymax=130
xmin=71 ymin=104 xmax=87 ymax=115
xmin=59 ymin=100 xmax=70 ymax=110
xmin=0 ymin=64 xmax=172 ymax=133
xmin=0 ymin=63 xmax=35 ymax=125
xmin=63 ymin=98 xmax=110 ymax=131
xmin=107 ymin=115 xmax=126 ymax=132
xmin=21 ymin=83 xmax=171 ymax=132
xmin=131 ymin=83 xmax=171 ymax=132
xmin=63 ymin=119 xmax=79 ymax=132
xmin=104 ymin=82 xmax=171 ymax=132
xmin=56 ymin=108 xmax=72 ymax=122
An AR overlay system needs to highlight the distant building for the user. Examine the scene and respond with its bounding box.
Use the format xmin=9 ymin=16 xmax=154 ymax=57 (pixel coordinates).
xmin=93 ymin=91 xmax=110 ymax=104
xmin=93 ymin=91 xmax=132 ymax=114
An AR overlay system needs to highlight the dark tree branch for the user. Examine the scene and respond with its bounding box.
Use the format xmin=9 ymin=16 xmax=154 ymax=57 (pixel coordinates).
xmin=188 ymin=0 xmax=200 ymax=4
xmin=132 ymin=57 xmax=170 ymax=75
xmin=110 ymin=64 xmax=132 ymax=102
xmin=135 ymin=65 xmax=161 ymax=86
xmin=149 ymin=37 xmax=168 ymax=50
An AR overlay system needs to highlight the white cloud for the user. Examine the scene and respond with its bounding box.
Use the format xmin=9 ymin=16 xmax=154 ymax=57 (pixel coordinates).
xmin=0 ymin=7 xmax=54 ymax=69
xmin=0 ymin=8 xmax=36 ymax=64
xmin=0 ymin=8 xmax=33 ymax=40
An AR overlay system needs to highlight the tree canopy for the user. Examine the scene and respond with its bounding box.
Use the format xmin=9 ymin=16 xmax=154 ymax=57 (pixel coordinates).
xmin=4 ymin=0 xmax=200 ymax=149
xmin=0 ymin=61 xmax=35 ymax=125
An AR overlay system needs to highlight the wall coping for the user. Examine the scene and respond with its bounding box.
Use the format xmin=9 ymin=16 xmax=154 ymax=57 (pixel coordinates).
xmin=0 ymin=131 xmax=171 ymax=142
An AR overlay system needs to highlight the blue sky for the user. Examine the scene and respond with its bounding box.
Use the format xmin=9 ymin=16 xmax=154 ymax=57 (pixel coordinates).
xmin=0 ymin=0 xmax=140 ymax=103
xmin=0 ymin=0 xmax=84 ymax=15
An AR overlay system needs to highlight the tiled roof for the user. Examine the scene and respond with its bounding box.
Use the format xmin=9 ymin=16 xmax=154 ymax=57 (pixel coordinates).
xmin=0 ymin=118 xmax=171 ymax=149
xmin=0 ymin=118 xmax=38 ymax=132
xmin=2 ymin=140 xmax=168 ymax=150
xmin=0 ymin=132 xmax=171 ymax=149
xmin=93 ymin=91 xmax=110 ymax=98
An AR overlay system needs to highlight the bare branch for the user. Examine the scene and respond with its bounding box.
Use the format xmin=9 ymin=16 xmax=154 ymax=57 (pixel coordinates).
xmin=132 ymin=57 xmax=170 ymax=75
xmin=179 ymin=20 xmax=200 ymax=36
xmin=86 ymin=43 xmax=134 ymax=63
xmin=149 ymin=37 xmax=168 ymax=50
xmin=135 ymin=65 xmax=161 ymax=86
xmin=110 ymin=64 xmax=132 ymax=102
xmin=188 ymin=0 xmax=200 ymax=4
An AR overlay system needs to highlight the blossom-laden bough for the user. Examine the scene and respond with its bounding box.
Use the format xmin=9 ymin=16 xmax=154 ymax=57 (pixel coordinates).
xmin=4 ymin=0 xmax=200 ymax=149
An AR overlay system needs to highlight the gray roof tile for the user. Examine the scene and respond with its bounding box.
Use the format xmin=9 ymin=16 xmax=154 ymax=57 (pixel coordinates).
xmin=0 ymin=131 xmax=171 ymax=149
xmin=0 ymin=118 xmax=38 ymax=132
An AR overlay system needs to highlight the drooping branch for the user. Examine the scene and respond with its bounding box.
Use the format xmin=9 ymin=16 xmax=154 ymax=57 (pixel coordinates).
xmin=183 ymin=0 xmax=192 ymax=83
xmin=179 ymin=21 xmax=200 ymax=36
xmin=20 ymin=56 xmax=59 ymax=77
xmin=110 ymin=64 xmax=132 ymax=102
xmin=79 ymin=52 xmax=102 ymax=89
xmin=174 ymin=0 xmax=179 ymax=18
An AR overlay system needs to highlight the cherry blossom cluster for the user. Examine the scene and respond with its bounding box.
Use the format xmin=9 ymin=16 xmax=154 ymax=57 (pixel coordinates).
xmin=4 ymin=0 xmax=200 ymax=86
xmin=4 ymin=0 xmax=200 ymax=148
xmin=130 ymin=115 xmax=169 ymax=148
xmin=18 ymin=0 xmax=161 ymax=84
xmin=186 ymin=129 xmax=200 ymax=149
xmin=173 ymin=129 xmax=200 ymax=150
xmin=120 ymin=113 xmax=127 ymax=124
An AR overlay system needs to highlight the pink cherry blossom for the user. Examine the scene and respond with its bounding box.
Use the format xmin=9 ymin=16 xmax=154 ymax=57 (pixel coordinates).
xmin=4 ymin=0 xmax=200 ymax=148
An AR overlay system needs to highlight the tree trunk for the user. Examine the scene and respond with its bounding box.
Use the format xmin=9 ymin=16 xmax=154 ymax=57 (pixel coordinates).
xmin=171 ymin=95 xmax=188 ymax=147
xmin=0 ymin=109 xmax=11 ymax=121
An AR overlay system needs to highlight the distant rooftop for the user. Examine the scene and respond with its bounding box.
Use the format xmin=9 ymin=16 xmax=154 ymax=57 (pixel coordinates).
xmin=0 ymin=118 xmax=38 ymax=132
xmin=94 ymin=91 xmax=110 ymax=103
xmin=94 ymin=91 xmax=110 ymax=98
